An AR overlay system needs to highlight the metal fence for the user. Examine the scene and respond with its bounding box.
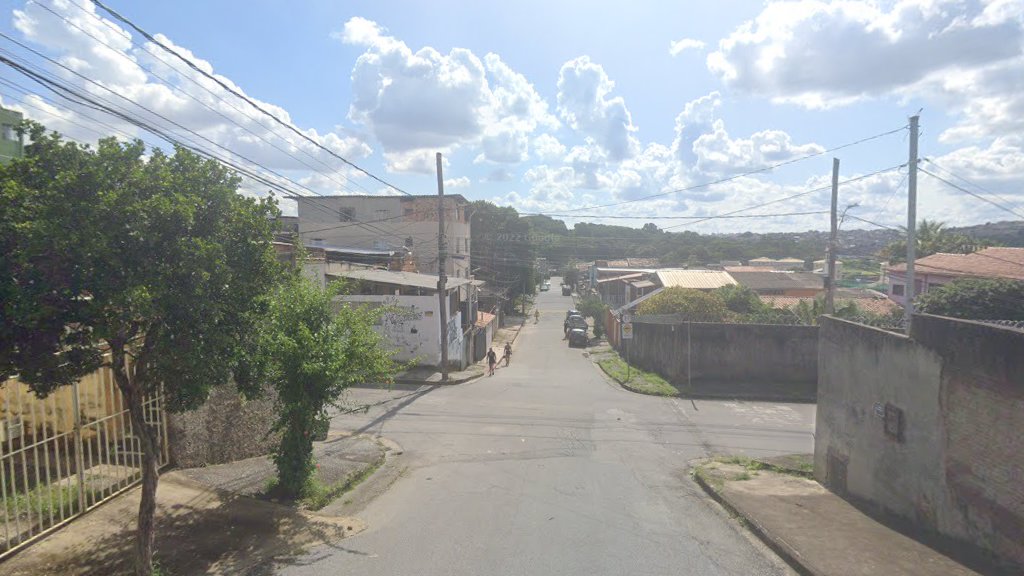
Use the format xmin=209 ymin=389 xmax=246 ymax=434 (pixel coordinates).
xmin=0 ymin=366 xmax=167 ymax=559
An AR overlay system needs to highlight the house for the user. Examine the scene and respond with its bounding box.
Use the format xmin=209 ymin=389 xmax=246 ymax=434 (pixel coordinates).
xmin=724 ymin=267 xmax=825 ymax=297
xmin=884 ymin=247 xmax=1024 ymax=305
xmin=328 ymin=268 xmax=480 ymax=370
xmin=760 ymin=290 xmax=899 ymax=316
xmin=290 ymin=194 xmax=472 ymax=280
xmin=812 ymin=258 xmax=843 ymax=281
xmin=746 ymin=257 xmax=805 ymax=271
xmin=591 ymin=267 xmax=659 ymax=305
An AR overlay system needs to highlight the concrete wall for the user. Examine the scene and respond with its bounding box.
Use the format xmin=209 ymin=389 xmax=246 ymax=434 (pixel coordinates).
xmin=336 ymin=295 xmax=463 ymax=368
xmin=167 ymin=381 xmax=279 ymax=469
xmin=624 ymin=320 xmax=818 ymax=398
xmin=816 ymin=315 xmax=1024 ymax=568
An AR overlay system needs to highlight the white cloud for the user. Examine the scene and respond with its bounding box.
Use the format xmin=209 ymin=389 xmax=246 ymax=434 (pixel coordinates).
xmin=556 ymin=56 xmax=640 ymax=162
xmin=338 ymin=17 xmax=557 ymax=171
xmin=9 ymin=0 xmax=373 ymax=186
xmin=669 ymin=38 xmax=705 ymax=56
xmin=444 ymin=176 xmax=471 ymax=188
xmin=692 ymin=120 xmax=825 ymax=175
xmin=532 ymin=133 xmax=566 ymax=163
xmin=706 ymin=0 xmax=1024 ymax=142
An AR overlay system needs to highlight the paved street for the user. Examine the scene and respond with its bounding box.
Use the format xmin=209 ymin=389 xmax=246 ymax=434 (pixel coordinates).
xmin=277 ymin=285 xmax=814 ymax=575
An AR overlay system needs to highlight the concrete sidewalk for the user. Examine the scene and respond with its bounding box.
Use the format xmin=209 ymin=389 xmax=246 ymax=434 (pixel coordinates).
xmin=693 ymin=457 xmax=988 ymax=576
xmin=393 ymin=317 xmax=526 ymax=385
xmin=2 ymin=433 xmax=385 ymax=575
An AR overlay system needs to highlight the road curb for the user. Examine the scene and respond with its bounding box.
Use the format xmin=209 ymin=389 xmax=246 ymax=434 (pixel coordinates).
xmin=692 ymin=466 xmax=815 ymax=576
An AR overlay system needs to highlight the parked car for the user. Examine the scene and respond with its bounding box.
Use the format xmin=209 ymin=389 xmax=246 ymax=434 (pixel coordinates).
xmin=561 ymin=284 xmax=572 ymax=296
xmin=568 ymin=328 xmax=588 ymax=347
xmin=565 ymin=314 xmax=588 ymax=332
xmin=540 ymin=282 xmax=550 ymax=291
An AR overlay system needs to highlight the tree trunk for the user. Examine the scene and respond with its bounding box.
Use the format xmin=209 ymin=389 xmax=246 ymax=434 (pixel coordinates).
xmin=111 ymin=347 xmax=160 ymax=576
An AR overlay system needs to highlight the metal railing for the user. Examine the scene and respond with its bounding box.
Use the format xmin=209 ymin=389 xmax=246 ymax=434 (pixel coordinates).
xmin=0 ymin=366 xmax=167 ymax=559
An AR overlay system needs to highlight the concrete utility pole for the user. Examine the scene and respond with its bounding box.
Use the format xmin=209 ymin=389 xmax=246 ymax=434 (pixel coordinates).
xmin=436 ymin=152 xmax=449 ymax=381
xmin=825 ymin=157 xmax=840 ymax=315
xmin=905 ymin=115 xmax=919 ymax=334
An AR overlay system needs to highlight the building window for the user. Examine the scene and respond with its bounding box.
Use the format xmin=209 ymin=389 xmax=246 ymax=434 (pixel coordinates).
xmin=1 ymin=124 xmax=15 ymax=142
xmin=338 ymin=207 xmax=355 ymax=222
xmin=891 ymin=284 xmax=905 ymax=296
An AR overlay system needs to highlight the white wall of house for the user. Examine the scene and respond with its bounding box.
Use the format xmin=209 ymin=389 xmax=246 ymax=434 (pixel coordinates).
xmin=335 ymin=294 xmax=463 ymax=368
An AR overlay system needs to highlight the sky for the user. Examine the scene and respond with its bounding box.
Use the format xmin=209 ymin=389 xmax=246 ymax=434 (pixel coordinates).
xmin=1 ymin=0 xmax=1022 ymax=234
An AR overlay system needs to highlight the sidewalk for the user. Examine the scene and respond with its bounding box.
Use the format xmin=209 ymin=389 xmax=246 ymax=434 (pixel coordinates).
xmin=693 ymin=456 xmax=989 ymax=576
xmin=2 ymin=433 xmax=383 ymax=575
xmin=393 ymin=316 xmax=526 ymax=385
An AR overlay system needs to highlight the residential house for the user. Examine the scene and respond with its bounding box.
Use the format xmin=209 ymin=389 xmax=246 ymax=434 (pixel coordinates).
xmin=812 ymin=258 xmax=843 ymax=281
xmin=884 ymin=247 xmax=1024 ymax=305
xmin=724 ymin=267 xmax=825 ymax=297
xmin=760 ymin=289 xmax=899 ymax=317
xmin=593 ymin=268 xmax=658 ymax=307
xmin=328 ymin=268 xmax=480 ymax=369
xmin=0 ymin=107 xmax=24 ymax=165
xmin=290 ymin=194 xmax=472 ymax=280
xmin=608 ymin=268 xmax=737 ymax=312
xmin=746 ymin=257 xmax=805 ymax=271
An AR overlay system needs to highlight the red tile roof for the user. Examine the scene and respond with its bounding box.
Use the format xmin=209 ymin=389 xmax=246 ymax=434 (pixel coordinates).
xmin=474 ymin=311 xmax=496 ymax=329
xmin=886 ymin=247 xmax=1024 ymax=281
xmin=760 ymin=295 xmax=899 ymax=316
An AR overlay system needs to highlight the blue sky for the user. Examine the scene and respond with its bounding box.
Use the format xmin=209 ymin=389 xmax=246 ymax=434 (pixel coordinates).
xmin=1 ymin=0 xmax=1022 ymax=232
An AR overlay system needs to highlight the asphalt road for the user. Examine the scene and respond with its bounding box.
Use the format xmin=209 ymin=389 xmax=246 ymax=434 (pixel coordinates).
xmin=276 ymin=281 xmax=814 ymax=576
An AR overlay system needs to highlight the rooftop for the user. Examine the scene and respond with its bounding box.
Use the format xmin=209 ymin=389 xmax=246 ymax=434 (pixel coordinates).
xmin=727 ymin=270 xmax=825 ymax=291
xmin=329 ymin=268 xmax=471 ymax=291
xmin=288 ymin=193 xmax=469 ymax=204
xmin=886 ymin=247 xmax=1024 ymax=281
xmin=655 ymin=269 xmax=737 ymax=290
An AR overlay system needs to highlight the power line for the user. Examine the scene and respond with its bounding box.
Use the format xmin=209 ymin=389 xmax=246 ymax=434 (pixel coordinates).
xmin=519 ymin=210 xmax=829 ymax=220
xmin=90 ymin=0 xmax=413 ymax=197
xmin=540 ymin=125 xmax=908 ymax=214
xmin=921 ymin=158 xmax=1023 ymax=215
xmin=918 ymin=168 xmax=1024 ymax=219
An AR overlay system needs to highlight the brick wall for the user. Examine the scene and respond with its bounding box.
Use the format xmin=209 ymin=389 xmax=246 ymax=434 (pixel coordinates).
xmin=816 ymin=314 xmax=1024 ymax=569
xmin=166 ymin=382 xmax=279 ymax=469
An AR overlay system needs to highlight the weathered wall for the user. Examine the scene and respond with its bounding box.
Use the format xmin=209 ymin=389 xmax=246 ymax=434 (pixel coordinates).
xmin=167 ymin=382 xmax=279 ymax=469
xmin=816 ymin=314 xmax=1024 ymax=569
xmin=624 ymin=319 xmax=818 ymax=399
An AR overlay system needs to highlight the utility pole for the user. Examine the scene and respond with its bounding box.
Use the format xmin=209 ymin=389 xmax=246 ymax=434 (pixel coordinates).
xmin=905 ymin=115 xmax=919 ymax=334
xmin=825 ymin=157 xmax=840 ymax=315
xmin=436 ymin=152 xmax=449 ymax=381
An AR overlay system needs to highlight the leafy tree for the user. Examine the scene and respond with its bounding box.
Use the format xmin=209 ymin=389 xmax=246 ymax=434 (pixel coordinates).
xmin=0 ymin=124 xmax=280 ymax=575
xmin=250 ymin=277 xmax=397 ymax=499
xmin=714 ymin=284 xmax=767 ymax=314
xmin=561 ymin=262 xmax=581 ymax=287
xmin=915 ymin=278 xmax=1024 ymax=320
xmin=576 ymin=295 xmax=607 ymax=337
xmin=636 ymin=288 xmax=728 ymax=321
xmin=469 ymin=200 xmax=536 ymax=314
xmin=879 ymin=219 xmax=990 ymax=264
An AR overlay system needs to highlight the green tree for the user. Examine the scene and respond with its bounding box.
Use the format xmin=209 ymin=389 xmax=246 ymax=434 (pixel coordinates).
xmin=250 ymin=277 xmax=397 ymax=499
xmin=575 ymin=295 xmax=607 ymax=337
xmin=915 ymin=278 xmax=1024 ymax=320
xmin=469 ymin=201 xmax=536 ymax=314
xmin=879 ymin=219 xmax=990 ymax=264
xmin=0 ymin=124 xmax=280 ymax=575
xmin=636 ymin=288 xmax=728 ymax=321
xmin=714 ymin=284 xmax=767 ymax=314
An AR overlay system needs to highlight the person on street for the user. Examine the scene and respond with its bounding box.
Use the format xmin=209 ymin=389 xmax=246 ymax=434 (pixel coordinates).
xmin=503 ymin=342 xmax=512 ymax=366
xmin=486 ymin=347 xmax=497 ymax=376
xmin=534 ymin=309 xmax=540 ymax=324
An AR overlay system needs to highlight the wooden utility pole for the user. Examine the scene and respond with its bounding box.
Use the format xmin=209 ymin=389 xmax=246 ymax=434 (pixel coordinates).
xmin=436 ymin=152 xmax=449 ymax=381
xmin=905 ymin=115 xmax=919 ymax=334
xmin=825 ymin=157 xmax=840 ymax=315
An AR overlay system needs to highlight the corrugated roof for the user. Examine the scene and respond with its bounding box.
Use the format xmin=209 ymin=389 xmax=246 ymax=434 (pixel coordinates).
xmin=655 ymin=269 xmax=737 ymax=289
xmin=474 ymin=311 xmax=496 ymax=328
xmin=597 ymin=272 xmax=646 ymax=284
xmin=330 ymin=269 xmax=471 ymax=291
xmin=727 ymin=270 xmax=824 ymax=291
xmin=886 ymin=247 xmax=1024 ymax=281
xmin=629 ymin=280 xmax=656 ymax=289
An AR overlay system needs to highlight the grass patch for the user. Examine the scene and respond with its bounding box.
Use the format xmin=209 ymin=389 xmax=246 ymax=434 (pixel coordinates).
xmin=262 ymin=451 xmax=385 ymax=511
xmin=691 ymin=465 xmax=724 ymax=491
xmin=714 ymin=455 xmax=814 ymax=478
xmin=596 ymin=352 xmax=677 ymax=397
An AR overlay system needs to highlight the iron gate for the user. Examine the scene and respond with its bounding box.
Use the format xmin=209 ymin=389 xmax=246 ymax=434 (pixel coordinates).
xmin=0 ymin=366 xmax=167 ymax=559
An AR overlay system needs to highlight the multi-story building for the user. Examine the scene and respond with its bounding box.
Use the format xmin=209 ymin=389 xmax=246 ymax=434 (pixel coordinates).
xmin=0 ymin=108 xmax=24 ymax=164
xmin=291 ymin=194 xmax=471 ymax=280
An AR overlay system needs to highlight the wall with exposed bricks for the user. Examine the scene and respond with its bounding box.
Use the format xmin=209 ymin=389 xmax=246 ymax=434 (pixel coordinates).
xmin=816 ymin=314 xmax=1024 ymax=569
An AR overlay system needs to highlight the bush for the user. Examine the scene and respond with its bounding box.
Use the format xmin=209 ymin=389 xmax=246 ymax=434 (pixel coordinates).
xmin=714 ymin=284 xmax=766 ymax=314
xmin=636 ymin=288 xmax=728 ymax=321
xmin=576 ymin=295 xmax=607 ymax=337
xmin=916 ymin=278 xmax=1024 ymax=320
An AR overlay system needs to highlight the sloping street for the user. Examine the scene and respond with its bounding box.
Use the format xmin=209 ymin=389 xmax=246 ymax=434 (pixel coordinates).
xmin=276 ymin=285 xmax=814 ymax=575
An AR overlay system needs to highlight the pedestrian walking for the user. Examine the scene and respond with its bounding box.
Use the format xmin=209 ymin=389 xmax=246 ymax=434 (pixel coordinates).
xmin=534 ymin=309 xmax=540 ymax=324
xmin=486 ymin=347 xmax=497 ymax=376
xmin=503 ymin=342 xmax=512 ymax=366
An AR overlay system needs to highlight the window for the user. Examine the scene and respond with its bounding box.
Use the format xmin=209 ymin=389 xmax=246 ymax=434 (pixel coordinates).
xmin=891 ymin=284 xmax=905 ymax=296
xmin=1 ymin=124 xmax=15 ymax=142
xmin=338 ymin=207 xmax=355 ymax=222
